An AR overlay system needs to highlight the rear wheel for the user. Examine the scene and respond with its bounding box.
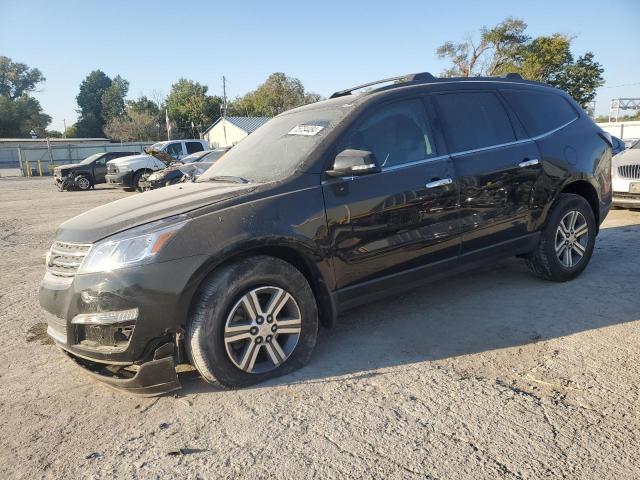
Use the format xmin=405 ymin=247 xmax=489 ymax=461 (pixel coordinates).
xmin=187 ymin=256 xmax=318 ymax=388
xmin=526 ymin=193 xmax=596 ymax=281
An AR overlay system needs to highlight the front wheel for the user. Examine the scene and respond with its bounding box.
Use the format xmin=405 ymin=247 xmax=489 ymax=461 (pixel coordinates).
xmin=76 ymin=176 xmax=91 ymax=191
xmin=132 ymin=170 xmax=147 ymax=192
xmin=526 ymin=193 xmax=596 ymax=281
xmin=187 ymin=256 xmax=318 ymax=389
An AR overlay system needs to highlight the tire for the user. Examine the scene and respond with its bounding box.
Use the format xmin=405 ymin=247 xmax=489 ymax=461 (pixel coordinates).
xmin=132 ymin=170 xmax=146 ymax=192
xmin=526 ymin=193 xmax=596 ymax=282
xmin=187 ymin=255 xmax=319 ymax=389
xmin=76 ymin=176 xmax=91 ymax=191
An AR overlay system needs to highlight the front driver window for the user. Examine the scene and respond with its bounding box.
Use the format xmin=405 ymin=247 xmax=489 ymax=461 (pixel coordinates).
xmin=338 ymin=99 xmax=436 ymax=168
xmin=165 ymin=143 xmax=183 ymax=159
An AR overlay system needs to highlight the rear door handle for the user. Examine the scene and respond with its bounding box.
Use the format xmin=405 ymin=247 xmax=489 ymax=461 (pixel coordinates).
xmin=518 ymin=158 xmax=540 ymax=168
xmin=425 ymin=178 xmax=453 ymax=188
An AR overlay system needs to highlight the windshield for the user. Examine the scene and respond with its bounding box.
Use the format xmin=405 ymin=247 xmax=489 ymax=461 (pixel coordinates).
xmin=79 ymin=153 xmax=103 ymax=165
xmin=198 ymin=101 xmax=355 ymax=183
xmin=631 ymin=139 xmax=640 ymax=149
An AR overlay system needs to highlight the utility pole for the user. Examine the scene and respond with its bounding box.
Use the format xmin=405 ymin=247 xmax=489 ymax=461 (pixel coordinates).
xmin=63 ymin=119 xmax=67 ymax=138
xmin=222 ymin=76 xmax=228 ymax=118
xmin=221 ymin=76 xmax=228 ymax=147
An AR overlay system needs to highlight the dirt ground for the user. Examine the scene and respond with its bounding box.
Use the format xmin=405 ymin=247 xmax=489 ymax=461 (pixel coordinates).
xmin=0 ymin=177 xmax=639 ymax=479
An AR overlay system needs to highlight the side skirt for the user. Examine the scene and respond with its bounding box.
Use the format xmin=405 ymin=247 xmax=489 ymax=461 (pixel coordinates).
xmin=333 ymin=232 xmax=540 ymax=313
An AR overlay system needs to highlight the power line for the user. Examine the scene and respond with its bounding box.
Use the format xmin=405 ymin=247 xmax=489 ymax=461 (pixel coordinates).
xmin=600 ymin=82 xmax=640 ymax=89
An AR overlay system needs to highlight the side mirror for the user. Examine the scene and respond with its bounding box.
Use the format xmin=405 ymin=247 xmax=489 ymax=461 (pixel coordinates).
xmin=326 ymin=149 xmax=380 ymax=177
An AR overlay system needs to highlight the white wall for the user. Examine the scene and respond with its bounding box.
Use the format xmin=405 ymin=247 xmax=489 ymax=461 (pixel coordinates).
xmin=204 ymin=120 xmax=249 ymax=149
xmin=597 ymin=121 xmax=640 ymax=140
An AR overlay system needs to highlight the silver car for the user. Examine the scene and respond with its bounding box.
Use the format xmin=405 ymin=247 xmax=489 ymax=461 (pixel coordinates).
xmin=612 ymin=139 xmax=640 ymax=208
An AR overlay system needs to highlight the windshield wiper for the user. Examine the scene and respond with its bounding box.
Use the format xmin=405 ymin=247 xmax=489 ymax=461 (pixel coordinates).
xmin=206 ymin=175 xmax=250 ymax=184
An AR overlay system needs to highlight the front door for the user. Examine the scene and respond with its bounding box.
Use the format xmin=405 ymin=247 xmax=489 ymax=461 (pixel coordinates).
xmin=322 ymin=98 xmax=460 ymax=290
xmin=93 ymin=155 xmax=108 ymax=182
xmin=432 ymin=91 xmax=541 ymax=253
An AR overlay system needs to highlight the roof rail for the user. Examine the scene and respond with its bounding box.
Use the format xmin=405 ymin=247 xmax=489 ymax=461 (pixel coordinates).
xmin=505 ymin=73 xmax=523 ymax=80
xmin=329 ymin=72 xmax=436 ymax=99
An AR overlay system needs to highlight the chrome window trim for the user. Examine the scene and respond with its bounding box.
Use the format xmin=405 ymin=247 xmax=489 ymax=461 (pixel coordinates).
xmin=322 ymin=115 xmax=578 ymax=182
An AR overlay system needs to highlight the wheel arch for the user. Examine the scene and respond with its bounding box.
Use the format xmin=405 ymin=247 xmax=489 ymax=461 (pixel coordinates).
xmin=180 ymin=242 xmax=337 ymax=331
xmin=559 ymin=179 xmax=600 ymax=230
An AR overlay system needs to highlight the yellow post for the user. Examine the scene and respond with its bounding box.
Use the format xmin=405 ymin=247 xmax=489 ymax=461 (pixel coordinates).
xmin=37 ymin=159 xmax=43 ymax=176
xmin=24 ymin=160 xmax=31 ymax=177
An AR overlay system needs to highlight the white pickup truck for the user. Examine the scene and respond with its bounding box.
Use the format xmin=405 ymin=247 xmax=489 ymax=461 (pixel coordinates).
xmin=105 ymin=139 xmax=208 ymax=191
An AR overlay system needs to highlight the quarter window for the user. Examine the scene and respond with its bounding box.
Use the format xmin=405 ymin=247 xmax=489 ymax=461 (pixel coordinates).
xmin=337 ymin=99 xmax=436 ymax=168
xmin=501 ymin=89 xmax=578 ymax=137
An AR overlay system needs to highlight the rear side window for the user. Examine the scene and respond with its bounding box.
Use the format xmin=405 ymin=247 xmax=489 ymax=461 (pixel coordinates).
xmin=186 ymin=141 xmax=204 ymax=154
xmin=433 ymin=92 xmax=515 ymax=152
xmin=501 ymin=89 xmax=578 ymax=137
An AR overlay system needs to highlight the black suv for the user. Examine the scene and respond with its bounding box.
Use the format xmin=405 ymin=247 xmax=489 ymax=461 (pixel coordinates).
xmin=39 ymin=73 xmax=612 ymax=395
xmin=54 ymin=151 xmax=137 ymax=191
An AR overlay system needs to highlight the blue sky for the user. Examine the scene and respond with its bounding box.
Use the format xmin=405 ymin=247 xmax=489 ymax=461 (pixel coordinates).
xmin=1 ymin=0 xmax=639 ymax=131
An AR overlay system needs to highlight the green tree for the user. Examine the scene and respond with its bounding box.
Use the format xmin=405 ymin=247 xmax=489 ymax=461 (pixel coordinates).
xmin=63 ymin=123 xmax=78 ymax=138
xmin=552 ymin=52 xmax=604 ymax=108
xmin=0 ymin=56 xmax=45 ymax=100
xmin=229 ymin=72 xmax=321 ymax=117
xmin=75 ymin=70 xmax=130 ymax=137
xmin=101 ymin=75 xmax=129 ymax=123
xmin=436 ymin=18 xmax=604 ymax=107
xmin=127 ymin=95 xmax=161 ymax=117
xmin=518 ymin=34 xmax=573 ymax=83
xmin=0 ymin=57 xmax=51 ymax=137
xmin=166 ymin=79 xmax=221 ymax=138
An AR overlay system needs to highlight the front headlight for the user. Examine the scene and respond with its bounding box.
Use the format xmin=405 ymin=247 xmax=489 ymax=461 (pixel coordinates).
xmin=77 ymin=215 xmax=188 ymax=274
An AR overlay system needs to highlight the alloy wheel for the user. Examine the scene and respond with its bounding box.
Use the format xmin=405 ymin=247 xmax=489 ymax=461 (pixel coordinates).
xmin=77 ymin=177 xmax=90 ymax=190
xmin=555 ymin=210 xmax=589 ymax=268
xmin=224 ymin=286 xmax=302 ymax=374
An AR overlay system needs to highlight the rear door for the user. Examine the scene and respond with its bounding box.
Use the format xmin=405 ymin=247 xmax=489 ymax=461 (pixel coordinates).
xmin=432 ymin=90 xmax=541 ymax=253
xmin=322 ymin=97 xmax=460 ymax=290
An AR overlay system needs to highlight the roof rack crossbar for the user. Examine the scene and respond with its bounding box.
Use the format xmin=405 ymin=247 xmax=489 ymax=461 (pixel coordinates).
xmin=329 ymin=72 xmax=436 ymax=99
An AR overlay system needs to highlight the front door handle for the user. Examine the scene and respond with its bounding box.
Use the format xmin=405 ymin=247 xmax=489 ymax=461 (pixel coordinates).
xmin=518 ymin=158 xmax=540 ymax=168
xmin=425 ymin=178 xmax=453 ymax=188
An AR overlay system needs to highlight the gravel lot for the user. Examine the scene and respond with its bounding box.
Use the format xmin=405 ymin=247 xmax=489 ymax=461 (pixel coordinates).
xmin=1 ymin=177 xmax=639 ymax=479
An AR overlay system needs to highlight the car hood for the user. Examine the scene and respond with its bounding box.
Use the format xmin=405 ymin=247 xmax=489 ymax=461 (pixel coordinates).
xmin=108 ymin=153 xmax=149 ymax=165
xmin=56 ymin=181 xmax=256 ymax=243
xmin=613 ymin=148 xmax=640 ymax=166
xmin=54 ymin=163 xmax=81 ymax=171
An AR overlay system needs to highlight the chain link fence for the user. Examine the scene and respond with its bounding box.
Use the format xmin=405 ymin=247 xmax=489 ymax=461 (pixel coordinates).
xmin=0 ymin=142 xmax=153 ymax=177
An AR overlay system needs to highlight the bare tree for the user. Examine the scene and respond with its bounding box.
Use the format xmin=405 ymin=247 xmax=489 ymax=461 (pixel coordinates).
xmin=436 ymin=17 xmax=528 ymax=77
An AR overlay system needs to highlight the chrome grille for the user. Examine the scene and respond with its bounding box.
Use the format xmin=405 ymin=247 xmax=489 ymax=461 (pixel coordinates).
xmin=618 ymin=164 xmax=640 ymax=179
xmin=47 ymin=241 xmax=91 ymax=277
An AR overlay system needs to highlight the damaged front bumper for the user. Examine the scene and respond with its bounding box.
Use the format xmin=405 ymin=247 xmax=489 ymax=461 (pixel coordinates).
xmin=38 ymin=255 xmax=207 ymax=396
xmin=61 ymin=342 xmax=180 ymax=397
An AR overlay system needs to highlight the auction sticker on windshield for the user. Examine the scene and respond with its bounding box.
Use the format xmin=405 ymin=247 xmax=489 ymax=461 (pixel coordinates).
xmin=288 ymin=125 xmax=324 ymax=136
